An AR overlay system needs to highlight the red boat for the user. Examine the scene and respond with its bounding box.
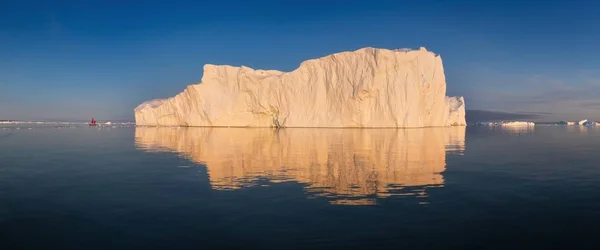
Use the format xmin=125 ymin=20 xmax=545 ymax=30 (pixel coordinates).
xmin=89 ymin=117 xmax=97 ymax=126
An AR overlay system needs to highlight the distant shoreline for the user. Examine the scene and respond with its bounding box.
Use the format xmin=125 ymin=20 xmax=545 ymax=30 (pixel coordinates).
xmin=0 ymin=120 xmax=135 ymax=123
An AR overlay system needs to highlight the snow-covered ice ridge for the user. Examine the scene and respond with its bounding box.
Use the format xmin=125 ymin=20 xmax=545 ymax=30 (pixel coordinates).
xmin=135 ymin=47 xmax=466 ymax=128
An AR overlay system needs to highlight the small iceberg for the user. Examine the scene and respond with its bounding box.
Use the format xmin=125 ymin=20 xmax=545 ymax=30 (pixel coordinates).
xmin=475 ymin=122 xmax=494 ymax=126
xmin=559 ymin=121 xmax=577 ymax=126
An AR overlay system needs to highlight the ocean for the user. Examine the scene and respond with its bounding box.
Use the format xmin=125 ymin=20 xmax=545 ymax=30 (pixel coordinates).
xmin=1 ymin=124 xmax=600 ymax=249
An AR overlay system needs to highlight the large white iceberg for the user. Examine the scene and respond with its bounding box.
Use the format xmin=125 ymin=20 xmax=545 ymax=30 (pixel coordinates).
xmin=135 ymin=47 xmax=466 ymax=128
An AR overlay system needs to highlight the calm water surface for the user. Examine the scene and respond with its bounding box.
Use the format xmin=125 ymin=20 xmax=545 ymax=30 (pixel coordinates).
xmin=1 ymin=125 xmax=600 ymax=249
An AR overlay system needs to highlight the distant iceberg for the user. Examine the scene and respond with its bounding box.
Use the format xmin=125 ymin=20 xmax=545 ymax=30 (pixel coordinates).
xmin=500 ymin=121 xmax=535 ymax=127
xmin=475 ymin=121 xmax=535 ymax=127
xmin=557 ymin=120 xmax=600 ymax=126
xmin=559 ymin=121 xmax=577 ymax=125
xmin=582 ymin=120 xmax=600 ymax=126
xmin=562 ymin=119 xmax=600 ymax=127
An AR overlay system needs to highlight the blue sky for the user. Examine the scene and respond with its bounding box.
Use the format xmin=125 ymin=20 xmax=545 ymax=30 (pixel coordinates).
xmin=1 ymin=0 xmax=599 ymax=121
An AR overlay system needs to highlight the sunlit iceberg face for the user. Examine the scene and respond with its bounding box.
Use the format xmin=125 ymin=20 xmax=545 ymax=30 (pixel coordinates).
xmin=135 ymin=127 xmax=465 ymax=205
xmin=134 ymin=48 xmax=466 ymax=128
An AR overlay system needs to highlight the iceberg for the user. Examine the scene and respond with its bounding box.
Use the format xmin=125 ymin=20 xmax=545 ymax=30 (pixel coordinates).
xmin=559 ymin=121 xmax=577 ymax=125
xmin=500 ymin=121 xmax=535 ymax=127
xmin=475 ymin=121 xmax=535 ymax=127
xmin=135 ymin=47 xmax=466 ymax=128
xmin=581 ymin=120 xmax=599 ymax=127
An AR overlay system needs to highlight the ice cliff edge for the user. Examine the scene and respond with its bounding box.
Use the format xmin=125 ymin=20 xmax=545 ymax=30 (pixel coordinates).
xmin=135 ymin=47 xmax=466 ymax=127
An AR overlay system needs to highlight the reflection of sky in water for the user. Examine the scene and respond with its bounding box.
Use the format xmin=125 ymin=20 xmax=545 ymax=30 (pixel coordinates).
xmin=135 ymin=127 xmax=466 ymax=205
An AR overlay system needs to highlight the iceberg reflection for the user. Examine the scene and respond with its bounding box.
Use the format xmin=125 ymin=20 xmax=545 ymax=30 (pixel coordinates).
xmin=499 ymin=126 xmax=535 ymax=135
xmin=135 ymin=127 xmax=465 ymax=205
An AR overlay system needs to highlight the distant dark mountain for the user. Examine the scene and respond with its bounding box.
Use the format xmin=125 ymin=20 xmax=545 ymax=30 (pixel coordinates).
xmin=466 ymin=110 xmax=542 ymax=123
